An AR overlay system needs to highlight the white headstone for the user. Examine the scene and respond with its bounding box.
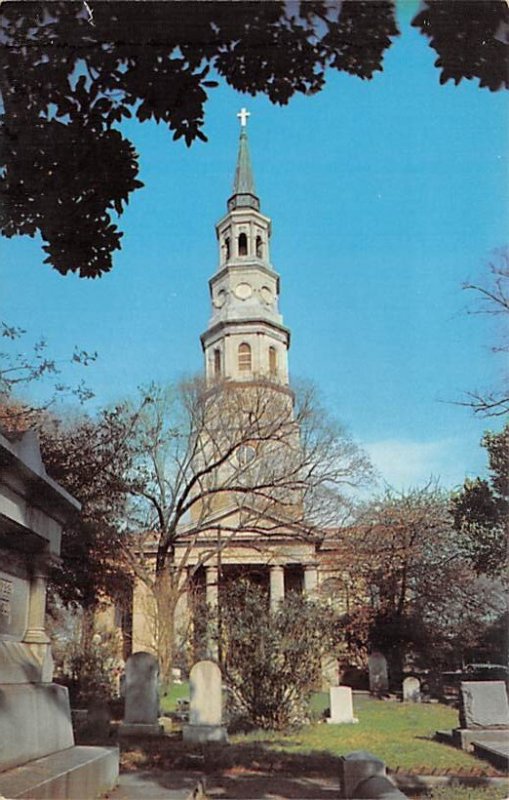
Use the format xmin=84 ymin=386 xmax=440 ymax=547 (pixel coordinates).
xmin=183 ymin=660 xmax=227 ymax=743
xmin=327 ymin=686 xmax=358 ymax=724
xmin=123 ymin=651 xmax=160 ymax=725
xmin=403 ymin=676 xmax=421 ymax=703
xmin=189 ymin=660 xmax=222 ymax=726
xmin=368 ymin=651 xmax=389 ymax=694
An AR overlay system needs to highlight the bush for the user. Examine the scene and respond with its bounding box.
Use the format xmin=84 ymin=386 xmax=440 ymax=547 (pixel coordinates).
xmin=56 ymin=634 xmax=121 ymax=708
xmin=218 ymin=581 xmax=339 ymax=730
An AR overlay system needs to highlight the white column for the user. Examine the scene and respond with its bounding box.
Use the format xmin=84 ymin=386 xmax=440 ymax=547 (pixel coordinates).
xmin=206 ymin=566 xmax=219 ymax=609
xmin=303 ymin=565 xmax=319 ymax=595
xmin=24 ymin=559 xmax=50 ymax=644
xmin=270 ymin=565 xmax=285 ymax=610
xmin=205 ymin=566 xmax=219 ymax=659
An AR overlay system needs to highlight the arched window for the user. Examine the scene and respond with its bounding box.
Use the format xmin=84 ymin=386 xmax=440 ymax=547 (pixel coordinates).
xmin=224 ymin=237 xmax=230 ymax=260
xmin=238 ymin=342 xmax=251 ymax=372
xmin=238 ymin=232 xmax=248 ymax=256
xmin=256 ymin=236 xmax=263 ymax=258
xmin=213 ymin=348 xmax=222 ymax=377
xmin=269 ymin=346 xmax=277 ymax=375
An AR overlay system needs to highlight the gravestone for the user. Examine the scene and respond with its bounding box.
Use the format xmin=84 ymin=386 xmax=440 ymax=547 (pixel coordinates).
xmin=327 ymin=686 xmax=359 ymax=724
xmin=119 ymin=651 xmax=163 ymax=736
xmin=403 ymin=676 xmax=421 ymax=703
xmin=439 ymin=681 xmax=509 ymax=752
xmin=459 ymin=681 xmax=509 ymax=729
xmin=0 ymin=430 xmax=118 ymax=799
xmin=368 ymin=651 xmax=389 ymax=695
xmin=183 ymin=660 xmax=227 ymax=743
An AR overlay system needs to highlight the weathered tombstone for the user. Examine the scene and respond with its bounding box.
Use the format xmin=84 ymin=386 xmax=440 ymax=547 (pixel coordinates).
xmin=0 ymin=430 xmax=118 ymax=799
xmin=368 ymin=651 xmax=389 ymax=695
xmin=443 ymin=681 xmax=509 ymax=752
xmin=327 ymin=686 xmax=359 ymax=724
xmin=119 ymin=651 xmax=163 ymax=736
xmin=403 ymin=676 xmax=421 ymax=703
xmin=459 ymin=681 xmax=509 ymax=729
xmin=183 ymin=660 xmax=227 ymax=743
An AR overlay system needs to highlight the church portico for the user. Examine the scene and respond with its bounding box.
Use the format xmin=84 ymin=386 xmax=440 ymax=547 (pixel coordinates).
xmin=193 ymin=559 xmax=313 ymax=612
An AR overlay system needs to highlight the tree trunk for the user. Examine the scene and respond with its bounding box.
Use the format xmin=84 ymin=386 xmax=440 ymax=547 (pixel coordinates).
xmin=80 ymin=606 xmax=96 ymax=650
xmin=154 ymin=566 xmax=178 ymax=686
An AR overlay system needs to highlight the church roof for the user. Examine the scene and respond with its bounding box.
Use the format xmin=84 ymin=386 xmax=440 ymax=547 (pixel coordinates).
xmin=228 ymin=125 xmax=260 ymax=212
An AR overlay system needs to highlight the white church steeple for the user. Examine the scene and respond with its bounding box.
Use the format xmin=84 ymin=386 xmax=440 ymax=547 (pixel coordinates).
xmin=201 ymin=111 xmax=291 ymax=385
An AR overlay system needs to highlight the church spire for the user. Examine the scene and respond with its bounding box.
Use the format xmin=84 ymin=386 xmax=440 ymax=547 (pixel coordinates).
xmin=228 ymin=108 xmax=260 ymax=212
xmin=201 ymin=111 xmax=290 ymax=387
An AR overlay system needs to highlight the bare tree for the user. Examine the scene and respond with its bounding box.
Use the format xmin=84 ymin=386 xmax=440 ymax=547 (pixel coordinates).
xmin=0 ymin=322 xmax=97 ymax=427
xmin=460 ymin=247 xmax=509 ymax=417
xmin=117 ymin=378 xmax=372 ymax=681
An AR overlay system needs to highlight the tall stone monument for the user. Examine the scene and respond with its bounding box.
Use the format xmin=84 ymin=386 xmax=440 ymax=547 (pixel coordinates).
xmin=183 ymin=660 xmax=228 ymax=743
xmin=0 ymin=430 xmax=118 ymax=799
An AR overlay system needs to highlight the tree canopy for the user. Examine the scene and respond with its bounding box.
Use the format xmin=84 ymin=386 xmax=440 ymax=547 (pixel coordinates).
xmin=324 ymin=483 xmax=507 ymax=679
xmin=452 ymin=423 xmax=509 ymax=577
xmin=1 ymin=1 xmax=507 ymax=277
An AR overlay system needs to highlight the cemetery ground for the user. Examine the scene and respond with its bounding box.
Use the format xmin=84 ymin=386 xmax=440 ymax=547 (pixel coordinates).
xmin=97 ymin=689 xmax=509 ymax=800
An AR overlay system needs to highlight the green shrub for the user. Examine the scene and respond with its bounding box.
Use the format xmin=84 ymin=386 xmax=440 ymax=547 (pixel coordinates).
xmin=218 ymin=581 xmax=338 ymax=730
xmin=58 ymin=635 xmax=120 ymax=708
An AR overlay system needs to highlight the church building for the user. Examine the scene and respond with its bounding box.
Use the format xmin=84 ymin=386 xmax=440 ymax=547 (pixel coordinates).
xmin=126 ymin=111 xmax=334 ymax=660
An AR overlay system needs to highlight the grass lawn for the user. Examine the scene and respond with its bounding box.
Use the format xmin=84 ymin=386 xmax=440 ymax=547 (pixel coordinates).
xmin=230 ymin=693 xmax=505 ymax=776
xmin=117 ymin=688 xmax=508 ymax=799
xmin=160 ymin=681 xmax=190 ymax=714
xmin=429 ymin=788 xmax=508 ymax=800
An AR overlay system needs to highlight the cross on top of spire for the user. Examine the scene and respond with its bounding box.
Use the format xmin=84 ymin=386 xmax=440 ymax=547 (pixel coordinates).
xmin=228 ymin=107 xmax=259 ymax=212
xmin=237 ymin=107 xmax=250 ymax=128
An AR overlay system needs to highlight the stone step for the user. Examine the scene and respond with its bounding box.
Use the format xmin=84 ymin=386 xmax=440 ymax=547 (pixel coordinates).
xmin=473 ymin=740 xmax=509 ymax=771
xmin=0 ymin=745 xmax=118 ymax=799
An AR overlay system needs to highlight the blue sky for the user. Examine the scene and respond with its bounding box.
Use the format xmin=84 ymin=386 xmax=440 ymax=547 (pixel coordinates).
xmin=1 ymin=6 xmax=507 ymax=491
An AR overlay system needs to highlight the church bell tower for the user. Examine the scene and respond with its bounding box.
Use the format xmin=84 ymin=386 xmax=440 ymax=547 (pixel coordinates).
xmin=201 ymin=109 xmax=290 ymax=386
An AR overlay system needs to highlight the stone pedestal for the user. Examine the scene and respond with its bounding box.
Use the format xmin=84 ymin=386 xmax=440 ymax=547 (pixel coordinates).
xmin=0 ymin=430 xmax=119 ymax=798
xmin=182 ymin=723 xmax=228 ymax=744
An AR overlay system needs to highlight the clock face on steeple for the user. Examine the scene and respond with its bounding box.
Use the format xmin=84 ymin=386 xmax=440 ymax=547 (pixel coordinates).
xmin=234 ymin=282 xmax=252 ymax=300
